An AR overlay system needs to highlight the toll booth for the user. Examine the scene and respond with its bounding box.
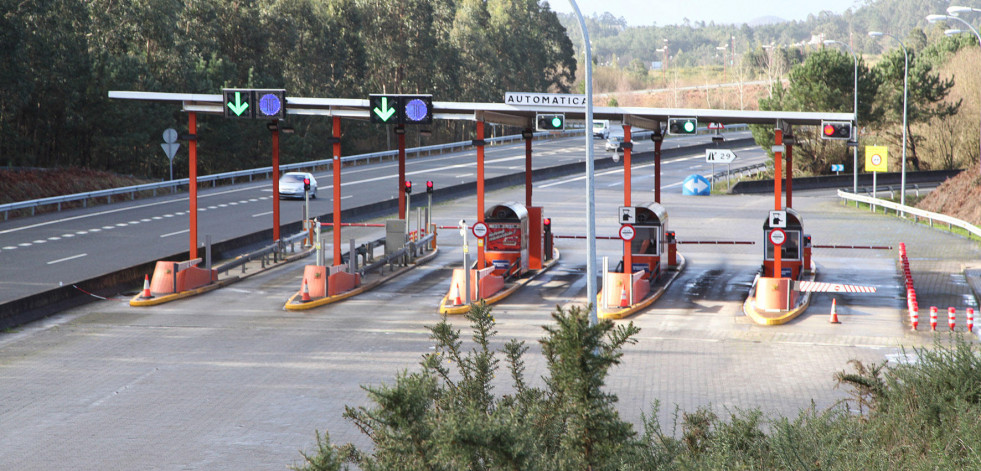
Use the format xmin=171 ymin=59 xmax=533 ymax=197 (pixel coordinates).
xmin=485 ymin=202 xmax=529 ymax=278
xmin=625 ymin=203 xmax=668 ymax=280
xmin=763 ymin=208 xmax=803 ymax=279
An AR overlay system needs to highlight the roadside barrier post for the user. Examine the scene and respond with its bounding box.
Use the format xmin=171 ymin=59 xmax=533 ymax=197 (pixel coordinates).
xmin=949 ymin=307 xmax=956 ymax=331
xmin=930 ymin=306 xmax=938 ymax=331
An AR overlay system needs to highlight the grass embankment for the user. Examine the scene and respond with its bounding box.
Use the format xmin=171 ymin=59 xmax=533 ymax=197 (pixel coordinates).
xmin=0 ymin=168 xmax=153 ymax=217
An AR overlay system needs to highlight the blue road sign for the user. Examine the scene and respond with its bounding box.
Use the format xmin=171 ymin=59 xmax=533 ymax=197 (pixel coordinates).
xmin=682 ymin=174 xmax=711 ymax=196
xmin=831 ymin=164 xmax=844 ymax=172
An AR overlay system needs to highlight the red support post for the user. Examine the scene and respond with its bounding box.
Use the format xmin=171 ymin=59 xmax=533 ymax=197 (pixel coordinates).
xmin=786 ymin=139 xmax=793 ymax=209
xmin=477 ymin=121 xmax=485 ymax=269
xmin=272 ymin=123 xmax=281 ymax=242
xmin=398 ymin=129 xmax=406 ymax=219
xmin=525 ymin=131 xmax=533 ymax=207
xmin=188 ymin=112 xmax=198 ymax=260
xmin=333 ymin=116 xmax=342 ymax=265
xmin=623 ymin=125 xmax=632 ymax=275
xmin=774 ymin=129 xmax=783 ymax=211
xmin=654 ymin=136 xmax=662 ymax=204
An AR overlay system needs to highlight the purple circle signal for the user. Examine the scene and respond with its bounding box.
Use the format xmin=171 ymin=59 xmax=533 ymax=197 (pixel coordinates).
xmin=404 ymin=98 xmax=429 ymax=122
xmin=258 ymin=93 xmax=282 ymax=117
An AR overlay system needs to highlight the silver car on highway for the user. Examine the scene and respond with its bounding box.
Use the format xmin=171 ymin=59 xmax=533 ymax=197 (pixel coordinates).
xmin=279 ymin=172 xmax=317 ymax=199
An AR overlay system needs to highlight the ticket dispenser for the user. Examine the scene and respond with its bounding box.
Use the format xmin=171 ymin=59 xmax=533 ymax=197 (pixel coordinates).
xmin=763 ymin=208 xmax=803 ymax=279
xmin=485 ymin=202 xmax=530 ymax=278
xmin=626 ymin=203 xmax=668 ymax=281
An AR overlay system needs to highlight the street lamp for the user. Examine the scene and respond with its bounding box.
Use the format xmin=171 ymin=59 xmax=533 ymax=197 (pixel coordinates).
xmin=567 ymin=0 xmax=598 ymax=325
xmin=823 ymin=39 xmax=860 ymax=194
xmin=928 ymin=10 xmax=981 ymax=176
xmin=868 ymin=31 xmax=910 ymax=208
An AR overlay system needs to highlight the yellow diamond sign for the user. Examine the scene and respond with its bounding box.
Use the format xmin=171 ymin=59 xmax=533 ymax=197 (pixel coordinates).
xmin=865 ymin=145 xmax=888 ymax=172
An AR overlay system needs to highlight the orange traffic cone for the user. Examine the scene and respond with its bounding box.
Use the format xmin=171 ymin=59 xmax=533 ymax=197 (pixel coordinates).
xmin=829 ymin=298 xmax=840 ymax=324
xmin=301 ymin=279 xmax=312 ymax=302
xmin=452 ymin=283 xmax=463 ymax=306
xmin=619 ymin=285 xmax=629 ymax=308
xmin=140 ymin=274 xmax=152 ymax=299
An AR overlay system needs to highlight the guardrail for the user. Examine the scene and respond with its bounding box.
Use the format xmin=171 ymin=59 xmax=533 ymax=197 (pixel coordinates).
xmin=837 ymin=189 xmax=981 ymax=239
xmin=0 ymin=129 xmax=584 ymax=220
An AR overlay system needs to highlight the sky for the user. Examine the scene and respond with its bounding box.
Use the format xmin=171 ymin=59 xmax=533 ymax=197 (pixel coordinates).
xmin=546 ymin=0 xmax=865 ymax=27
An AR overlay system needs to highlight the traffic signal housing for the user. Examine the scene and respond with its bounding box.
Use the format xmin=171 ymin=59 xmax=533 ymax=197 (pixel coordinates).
xmin=668 ymin=117 xmax=697 ymax=135
xmin=223 ymin=89 xmax=255 ymax=119
xmin=821 ymin=121 xmax=852 ymax=140
xmin=426 ymin=181 xmax=433 ymax=194
xmin=536 ymin=114 xmax=565 ymax=131
xmin=303 ymin=177 xmax=311 ymax=192
xmin=254 ymin=89 xmax=287 ymax=120
xmin=404 ymin=180 xmax=412 ymax=194
xmin=399 ymin=95 xmax=433 ymax=125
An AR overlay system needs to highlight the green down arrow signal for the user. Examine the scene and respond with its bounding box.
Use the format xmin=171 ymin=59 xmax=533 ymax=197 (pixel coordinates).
xmin=227 ymin=91 xmax=249 ymax=116
xmin=373 ymin=97 xmax=396 ymax=122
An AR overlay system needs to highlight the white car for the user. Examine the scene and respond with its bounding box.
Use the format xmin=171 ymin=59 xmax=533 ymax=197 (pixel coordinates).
xmin=279 ymin=172 xmax=317 ymax=199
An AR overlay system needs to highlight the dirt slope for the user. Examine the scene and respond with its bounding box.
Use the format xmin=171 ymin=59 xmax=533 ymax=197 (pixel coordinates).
xmin=915 ymin=168 xmax=981 ymax=226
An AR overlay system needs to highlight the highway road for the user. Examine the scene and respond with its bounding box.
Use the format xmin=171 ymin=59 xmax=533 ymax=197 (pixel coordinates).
xmin=0 ymin=131 xmax=758 ymax=305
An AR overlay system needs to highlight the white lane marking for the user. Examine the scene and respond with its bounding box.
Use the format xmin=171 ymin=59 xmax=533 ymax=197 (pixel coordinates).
xmin=3 ymin=246 xmax=17 ymax=250
xmin=151 ymin=217 xmax=162 ymax=220
xmin=33 ymin=240 xmax=46 ymax=244
xmin=115 ymin=223 xmax=128 ymax=227
xmin=160 ymin=229 xmax=190 ymax=238
xmin=341 ymin=195 xmax=353 ymax=200
xmin=47 ymin=253 xmax=87 ymax=265
xmin=456 ymin=173 xmax=473 ymax=178
xmin=128 ymin=220 xmax=140 ymax=224
xmin=76 ymin=231 xmax=88 ymax=235
xmin=252 ymin=211 xmax=273 ymax=217
xmin=102 ymin=226 xmax=114 ymax=230
xmin=61 ymin=234 xmax=74 ymax=238
xmin=140 ymin=218 xmax=151 ymax=222
xmin=47 ymin=237 xmax=60 ymax=241
xmin=89 ymin=228 xmax=101 ymax=232
xmin=18 ymin=243 xmax=31 ymax=247
xmin=163 ymin=214 xmax=174 ymax=218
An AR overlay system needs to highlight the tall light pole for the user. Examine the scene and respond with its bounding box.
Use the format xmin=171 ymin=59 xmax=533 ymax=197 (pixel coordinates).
xmin=568 ymin=0 xmax=598 ymax=325
xmin=929 ymin=9 xmax=981 ymax=176
xmin=823 ymin=39 xmax=859 ymax=193
xmin=869 ymin=31 xmax=909 ymax=208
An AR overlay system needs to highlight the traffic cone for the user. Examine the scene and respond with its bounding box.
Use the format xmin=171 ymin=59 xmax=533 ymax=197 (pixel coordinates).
xmin=829 ymin=298 xmax=840 ymax=324
xmin=301 ymin=279 xmax=311 ymax=302
xmin=619 ymin=285 xmax=629 ymax=308
xmin=140 ymin=274 xmax=152 ymax=299
xmin=930 ymin=306 xmax=938 ymax=331
xmin=452 ymin=283 xmax=463 ymax=306
xmin=968 ymin=308 xmax=975 ymax=333
xmin=948 ymin=307 xmax=956 ymax=331
xmin=911 ymin=305 xmax=919 ymax=331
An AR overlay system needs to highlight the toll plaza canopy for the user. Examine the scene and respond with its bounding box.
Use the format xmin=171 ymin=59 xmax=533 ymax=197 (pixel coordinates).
xmin=107 ymin=91 xmax=854 ymax=129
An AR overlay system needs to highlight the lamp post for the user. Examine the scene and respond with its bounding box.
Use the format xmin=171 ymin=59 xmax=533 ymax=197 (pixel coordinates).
xmin=868 ymin=31 xmax=909 ymax=208
xmin=568 ymin=0 xmax=598 ymax=325
xmin=823 ymin=39 xmax=859 ymax=193
xmin=928 ymin=9 xmax=981 ymax=176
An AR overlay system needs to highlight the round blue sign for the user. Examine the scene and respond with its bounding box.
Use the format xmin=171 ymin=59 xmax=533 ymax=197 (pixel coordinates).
xmin=404 ymin=98 xmax=429 ymax=122
xmin=258 ymin=93 xmax=282 ymax=117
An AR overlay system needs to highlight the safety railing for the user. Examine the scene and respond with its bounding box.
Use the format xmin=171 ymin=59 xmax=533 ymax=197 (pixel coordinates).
xmin=0 ymin=129 xmax=583 ymax=220
xmin=837 ymin=189 xmax=981 ymax=239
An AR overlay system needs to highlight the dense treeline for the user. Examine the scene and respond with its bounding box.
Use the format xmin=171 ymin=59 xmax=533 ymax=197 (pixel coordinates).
xmin=0 ymin=0 xmax=574 ymax=179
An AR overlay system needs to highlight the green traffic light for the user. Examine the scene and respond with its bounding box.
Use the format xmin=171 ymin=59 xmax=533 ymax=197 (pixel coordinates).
xmin=684 ymin=120 xmax=695 ymax=133
xmin=551 ymin=116 xmax=562 ymax=128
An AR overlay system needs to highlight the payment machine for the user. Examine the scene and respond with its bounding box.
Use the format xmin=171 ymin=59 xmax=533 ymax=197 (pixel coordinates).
xmin=485 ymin=203 xmax=530 ymax=278
xmin=623 ymin=203 xmax=668 ymax=280
xmin=763 ymin=208 xmax=803 ymax=279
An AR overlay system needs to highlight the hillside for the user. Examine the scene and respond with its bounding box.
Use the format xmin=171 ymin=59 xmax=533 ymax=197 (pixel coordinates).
xmin=916 ymin=168 xmax=981 ymax=225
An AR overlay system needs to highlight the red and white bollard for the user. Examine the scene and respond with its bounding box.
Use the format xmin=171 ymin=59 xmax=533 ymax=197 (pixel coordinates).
xmin=930 ymin=306 xmax=938 ymax=331
xmin=911 ymin=304 xmax=919 ymax=331
xmin=968 ymin=308 xmax=975 ymax=333
xmin=948 ymin=307 xmax=956 ymax=332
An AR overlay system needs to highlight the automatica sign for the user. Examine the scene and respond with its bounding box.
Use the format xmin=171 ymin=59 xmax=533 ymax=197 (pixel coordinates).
xmin=504 ymin=92 xmax=588 ymax=107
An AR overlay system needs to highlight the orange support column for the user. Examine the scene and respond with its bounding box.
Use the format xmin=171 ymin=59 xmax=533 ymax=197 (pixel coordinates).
xmin=525 ymin=130 xmax=533 ymax=207
xmin=477 ymin=121 xmax=485 ymax=269
xmin=188 ymin=112 xmax=198 ymax=260
xmin=773 ymin=128 xmax=783 ymax=278
xmin=272 ymin=123 xmax=281 ymax=241
xmin=398 ymin=128 xmax=406 ymax=219
xmin=786 ymin=137 xmax=793 ymax=209
xmin=654 ymin=133 xmax=662 ymax=204
xmin=623 ymin=125 xmax=632 ymax=274
xmin=332 ymin=116 xmax=342 ymax=265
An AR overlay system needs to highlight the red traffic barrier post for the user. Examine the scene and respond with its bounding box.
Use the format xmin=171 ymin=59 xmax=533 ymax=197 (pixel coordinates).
xmin=968 ymin=308 xmax=975 ymax=333
xmin=948 ymin=307 xmax=957 ymax=332
xmin=930 ymin=306 xmax=938 ymax=331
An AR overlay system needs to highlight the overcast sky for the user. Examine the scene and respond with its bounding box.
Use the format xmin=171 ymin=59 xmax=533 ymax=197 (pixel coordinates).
xmin=546 ymin=0 xmax=864 ymax=27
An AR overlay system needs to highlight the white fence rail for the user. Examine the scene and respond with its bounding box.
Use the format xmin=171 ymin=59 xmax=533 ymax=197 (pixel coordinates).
xmin=837 ymin=189 xmax=981 ymax=239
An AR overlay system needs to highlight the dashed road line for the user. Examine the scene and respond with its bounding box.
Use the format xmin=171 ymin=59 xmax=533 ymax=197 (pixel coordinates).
xmin=47 ymin=253 xmax=87 ymax=265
